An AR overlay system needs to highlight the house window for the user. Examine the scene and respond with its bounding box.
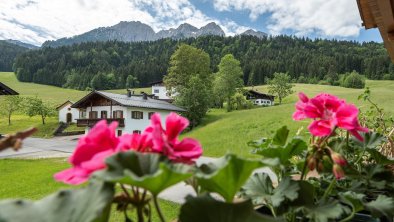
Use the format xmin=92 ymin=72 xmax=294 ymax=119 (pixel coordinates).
xmin=101 ymin=111 xmax=108 ymax=119
xmin=113 ymin=110 xmax=123 ymax=119
xmin=117 ymin=130 xmax=122 ymax=136
xmin=154 ymin=89 xmax=159 ymax=94
xmin=131 ymin=111 xmax=143 ymax=119
xmin=68 ymin=108 xmax=71 ymax=111
xmin=148 ymin=112 xmax=155 ymax=119
xmin=89 ymin=111 xmax=98 ymax=119
xmin=133 ymin=130 xmax=141 ymax=134
xmin=80 ymin=110 xmax=87 ymax=119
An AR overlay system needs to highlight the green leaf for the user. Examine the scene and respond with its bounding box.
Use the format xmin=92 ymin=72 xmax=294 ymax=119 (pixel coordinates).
xmin=251 ymin=127 xmax=307 ymax=166
xmin=283 ymin=138 xmax=307 ymax=160
xmin=365 ymin=149 xmax=394 ymax=164
xmin=271 ymin=177 xmax=299 ymax=207
xmin=196 ymin=154 xmax=264 ymax=202
xmin=352 ymin=132 xmax=386 ymax=150
xmin=94 ymin=151 xmax=193 ymax=196
xmin=241 ymin=172 xmax=274 ymax=205
xmin=290 ymin=181 xmax=315 ymax=207
xmin=242 ymin=173 xmax=300 ymax=208
xmin=255 ymin=137 xmax=307 ymax=165
xmin=179 ymin=195 xmax=281 ymax=222
xmin=364 ymin=195 xmax=394 ymax=220
xmin=339 ymin=191 xmax=365 ymax=213
xmin=272 ymin=126 xmax=289 ymax=146
xmin=303 ymin=201 xmax=346 ymax=222
xmin=0 ymin=181 xmax=114 ymax=222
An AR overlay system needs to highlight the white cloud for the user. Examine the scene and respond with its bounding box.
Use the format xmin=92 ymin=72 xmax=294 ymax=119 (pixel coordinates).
xmin=0 ymin=0 xmax=251 ymax=46
xmin=213 ymin=0 xmax=362 ymax=38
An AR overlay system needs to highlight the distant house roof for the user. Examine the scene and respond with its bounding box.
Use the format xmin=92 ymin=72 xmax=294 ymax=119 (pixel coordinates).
xmin=246 ymin=90 xmax=275 ymax=100
xmin=0 ymin=82 xmax=18 ymax=95
xmin=56 ymin=100 xmax=74 ymax=110
xmin=149 ymin=80 xmax=164 ymax=86
xmin=72 ymin=91 xmax=185 ymax=112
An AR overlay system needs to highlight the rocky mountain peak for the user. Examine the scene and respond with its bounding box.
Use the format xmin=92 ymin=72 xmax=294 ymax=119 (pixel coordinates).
xmin=198 ymin=22 xmax=225 ymax=36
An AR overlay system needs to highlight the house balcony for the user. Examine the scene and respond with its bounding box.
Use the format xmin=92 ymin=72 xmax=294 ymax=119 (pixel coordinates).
xmin=76 ymin=118 xmax=125 ymax=127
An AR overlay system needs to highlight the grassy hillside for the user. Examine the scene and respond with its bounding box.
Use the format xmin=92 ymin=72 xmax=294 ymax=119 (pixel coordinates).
xmin=1 ymin=71 xmax=393 ymax=157
xmin=0 ymin=72 xmax=150 ymax=104
xmin=184 ymin=80 xmax=394 ymax=157
xmin=0 ymin=72 xmax=148 ymax=137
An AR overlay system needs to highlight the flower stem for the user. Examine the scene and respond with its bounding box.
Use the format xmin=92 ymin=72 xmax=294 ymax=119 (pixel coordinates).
xmin=153 ymin=195 xmax=166 ymax=222
xmin=322 ymin=178 xmax=336 ymax=201
xmin=300 ymin=153 xmax=309 ymax=180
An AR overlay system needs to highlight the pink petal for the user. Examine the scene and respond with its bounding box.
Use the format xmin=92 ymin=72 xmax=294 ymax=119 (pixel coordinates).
xmin=172 ymin=138 xmax=203 ymax=161
xmin=165 ymin=112 xmax=189 ymax=141
xmin=54 ymin=168 xmax=89 ymax=185
xmin=308 ymin=120 xmax=333 ymax=137
xmin=298 ymin=92 xmax=309 ymax=103
xmin=80 ymin=150 xmax=114 ymax=171
xmin=292 ymin=110 xmax=307 ymax=120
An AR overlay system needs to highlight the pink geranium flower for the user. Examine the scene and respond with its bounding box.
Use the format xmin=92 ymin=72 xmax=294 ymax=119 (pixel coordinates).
xmin=293 ymin=92 xmax=368 ymax=140
xmin=55 ymin=113 xmax=203 ymax=185
xmin=54 ymin=120 xmax=120 ymax=185
xmin=146 ymin=112 xmax=203 ymax=164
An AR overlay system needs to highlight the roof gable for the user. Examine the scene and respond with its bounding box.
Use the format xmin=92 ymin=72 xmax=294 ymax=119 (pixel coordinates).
xmin=0 ymin=82 xmax=19 ymax=95
xmin=72 ymin=91 xmax=185 ymax=112
xmin=56 ymin=100 xmax=74 ymax=110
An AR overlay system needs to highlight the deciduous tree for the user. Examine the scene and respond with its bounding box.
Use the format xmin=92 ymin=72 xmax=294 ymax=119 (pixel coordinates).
xmin=165 ymin=44 xmax=213 ymax=127
xmin=25 ymin=97 xmax=56 ymax=124
xmin=0 ymin=95 xmax=23 ymax=125
xmin=268 ymin=72 xmax=294 ymax=104
xmin=214 ymin=54 xmax=244 ymax=111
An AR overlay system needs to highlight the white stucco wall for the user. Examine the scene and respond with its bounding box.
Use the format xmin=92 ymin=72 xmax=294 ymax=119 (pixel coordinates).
xmin=58 ymin=103 xmax=79 ymax=123
xmin=253 ymin=99 xmax=274 ymax=106
xmin=152 ymin=85 xmax=171 ymax=100
xmin=84 ymin=105 xmax=171 ymax=135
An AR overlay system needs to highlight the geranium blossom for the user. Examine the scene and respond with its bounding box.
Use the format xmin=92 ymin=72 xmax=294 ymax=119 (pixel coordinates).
xmin=55 ymin=113 xmax=203 ymax=185
xmin=146 ymin=112 xmax=203 ymax=163
xmin=54 ymin=120 xmax=120 ymax=185
xmin=293 ymin=92 xmax=368 ymax=140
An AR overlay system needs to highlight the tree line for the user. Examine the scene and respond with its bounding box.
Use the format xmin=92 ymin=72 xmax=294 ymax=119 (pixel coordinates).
xmin=0 ymin=41 xmax=29 ymax=72
xmin=13 ymin=35 xmax=394 ymax=90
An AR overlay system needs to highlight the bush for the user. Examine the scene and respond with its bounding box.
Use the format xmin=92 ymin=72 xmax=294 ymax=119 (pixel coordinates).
xmin=318 ymin=80 xmax=330 ymax=85
xmin=308 ymin=77 xmax=318 ymax=84
xmin=342 ymin=71 xmax=365 ymax=89
xmin=297 ymin=76 xmax=307 ymax=83
xmin=382 ymin=73 xmax=394 ymax=80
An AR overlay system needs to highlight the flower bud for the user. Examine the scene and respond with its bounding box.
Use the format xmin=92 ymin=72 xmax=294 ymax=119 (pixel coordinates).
xmin=317 ymin=161 xmax=324 ymax=173
xmin=330 ymin=151 xmax=347 ymax=166
xmin=333 ymin=164 xmax=345 ymax=179
xmin=307 ymin=156 xmax=316 ymax=171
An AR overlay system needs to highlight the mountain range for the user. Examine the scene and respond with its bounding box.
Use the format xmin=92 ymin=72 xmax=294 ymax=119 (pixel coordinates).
xmin=41 ymin=21 xmax=266 ymax=47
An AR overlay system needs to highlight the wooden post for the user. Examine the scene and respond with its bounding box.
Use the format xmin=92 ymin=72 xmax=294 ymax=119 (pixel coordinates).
xmin=110 ymin=101 xmax=113 ymax=118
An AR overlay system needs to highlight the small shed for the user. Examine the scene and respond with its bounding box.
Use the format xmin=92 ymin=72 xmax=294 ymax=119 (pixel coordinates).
xmin=245 ymin=90 xmax=275 ymax=106
xmin=0 ymin=82 xmax=18 ymax=95
xmin=56 ymin=100 xmax=79 ymax=123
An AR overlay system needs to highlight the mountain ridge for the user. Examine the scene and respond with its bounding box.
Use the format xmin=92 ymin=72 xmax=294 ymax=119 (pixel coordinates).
xmin=42 ymin=21 xmax=265 ymax=47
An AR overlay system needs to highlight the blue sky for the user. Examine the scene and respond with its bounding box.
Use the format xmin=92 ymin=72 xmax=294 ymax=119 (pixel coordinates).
xmin=0 ymin=0 xmax=383 ymax=46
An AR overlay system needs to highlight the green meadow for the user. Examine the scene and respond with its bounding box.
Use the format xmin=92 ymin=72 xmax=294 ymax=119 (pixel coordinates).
xmin=1 ymin=71 xmax=394 ymax=157
xmin=0 ymin=159 xmax=180 ymax=221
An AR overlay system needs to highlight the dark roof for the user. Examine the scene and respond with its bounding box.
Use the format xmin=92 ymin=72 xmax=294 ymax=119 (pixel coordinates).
xmin=149 ymin=80 xmax=164 ymax=86
xmin=0 ymin=82 xmax=18 ymax=95
xmin=56 ymin=100 xmax=74 ymax=110
xmin=72 ymin=91 xmax=185 ymax=112
xmin=247 ymin=90 xmax=275 ymax=97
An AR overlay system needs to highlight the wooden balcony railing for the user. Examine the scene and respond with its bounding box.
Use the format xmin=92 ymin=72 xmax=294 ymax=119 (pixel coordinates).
xmin=76 ymin=118 xmax=125 ymax=127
